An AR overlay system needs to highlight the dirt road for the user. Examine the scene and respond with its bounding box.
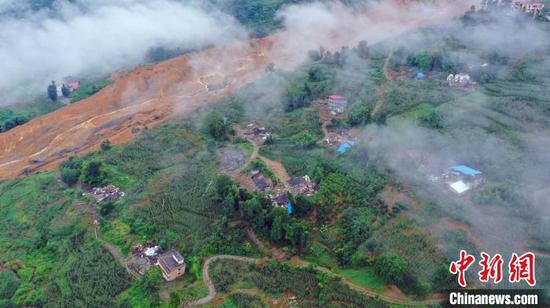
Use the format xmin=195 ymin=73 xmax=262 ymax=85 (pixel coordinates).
xmin=183 ymin=253 xmax=445 ymax=307
xmin=371 ymin=47 xmax=394 ymax=117
xmin=184 ymin=255 xmax=263 ymax=307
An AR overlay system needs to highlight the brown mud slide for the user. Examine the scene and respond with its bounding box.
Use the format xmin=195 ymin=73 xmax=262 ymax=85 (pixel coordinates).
xmin=0 ymin=0 xmax=476 ymax=180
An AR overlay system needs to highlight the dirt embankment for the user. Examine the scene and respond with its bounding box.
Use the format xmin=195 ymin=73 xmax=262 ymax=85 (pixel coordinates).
xmin=0 ymin=0 xmax=474 ymax=180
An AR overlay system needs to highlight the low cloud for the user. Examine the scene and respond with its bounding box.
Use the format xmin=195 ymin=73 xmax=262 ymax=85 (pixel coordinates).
xmin=0 ymin=0 xmax=246 ymax=103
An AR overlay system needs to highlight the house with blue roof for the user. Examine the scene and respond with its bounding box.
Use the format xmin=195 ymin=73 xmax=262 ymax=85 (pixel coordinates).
xmin=337 ymin=141 xmax=356 ymax=154
xmin=451 ymin=165 xmax=482 ymax=177
xmin=444 ymin=164 xmax=484 ymax=195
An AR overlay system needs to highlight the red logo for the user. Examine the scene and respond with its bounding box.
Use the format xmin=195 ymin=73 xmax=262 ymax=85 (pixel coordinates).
xmin=509 ymin=252 xmax=536 ymax=286
xmin=450 ymin=250 xmax=476 ymax=287
xmin=450 ymin=250 xmax=536 ymax=287
xmin=479 ymin=252 xmax=503 ymax=284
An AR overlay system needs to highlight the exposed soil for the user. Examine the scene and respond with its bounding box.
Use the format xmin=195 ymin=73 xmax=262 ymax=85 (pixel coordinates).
xmin=0 ymin=0 xmax=474 ymax=180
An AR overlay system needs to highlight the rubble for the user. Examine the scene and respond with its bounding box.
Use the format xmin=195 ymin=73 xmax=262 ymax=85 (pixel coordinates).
xmin=130 ymin=241 xmax=162 ymax=275
xmin=240 ymin=122 xmax=271 ymax=142
xmin=251 ymin=171 xmax=273 ymax=191
xmin=88 ymin=185 xmax=125 ymax=202
xmin=287 ymin=175 xmax=318 ymax=196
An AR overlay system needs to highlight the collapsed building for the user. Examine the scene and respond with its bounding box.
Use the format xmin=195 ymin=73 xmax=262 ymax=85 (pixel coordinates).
xmin=241 ymin=123 xmax=271 ymax=142
xmin=130 ymin=242 xmax=162 ymax=275
xmin=250 ymin=168 xmax=273 ymax=191
xmin=271 ymin=191 xmax=294 ymax=214
xmin=287 ymin=175 xmax=318 ymax=196
xmin=87 ymin=185 xmax=125 ymax=202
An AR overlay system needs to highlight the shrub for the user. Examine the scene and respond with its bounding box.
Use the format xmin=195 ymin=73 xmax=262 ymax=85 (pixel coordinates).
xmin=80 ymin=160 xmax=104 ymax=186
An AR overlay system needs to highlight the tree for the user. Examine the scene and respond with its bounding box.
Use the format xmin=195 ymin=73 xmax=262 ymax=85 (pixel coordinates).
xmin=60 ymin=158 xmax=82 ymax=186
xmin=61 ymin=84 xmax=71 ymax=97
xmin=138 ymin=268 xmax=162 ymax=304
xmin=204 ymin=111 xmax=229 ymax=141
xmin=99 ymin=202 xmax=115 ymax=216
xmin=100 ymin=139 xmax=112 ymax=151
xmin=169 ymin=291 xmax=181 ymax=308
xmin=356 ymin=40 xmax=369 ymax=59
xmin=291 ymin=131 xmax=316 ymax=148
xmin=80 ymin=160 xmax=104 ymax=186
xmin=374 ymin=253 xmax=408 ymax=285
xmin=0 ymin=270 xmax=20 ymax=299
xmin=47 ymin=81 xmax=57 ymax=101
xmin=347 ymin=103 xmax=371 ymax=126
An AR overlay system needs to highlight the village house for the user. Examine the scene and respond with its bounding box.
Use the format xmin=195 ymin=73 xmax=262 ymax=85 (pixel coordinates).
xmin=443 ymin=165 xmax=484 ymax=195
xmin=326 ymin=95 xmax=347 ymax=115
xmin=63 ymin=76 xmax=81 ymax=91
xmin=287 ymin=175 xmax=318 ymax=196
xmin=158 ymin=251 xmax=186 ymax=281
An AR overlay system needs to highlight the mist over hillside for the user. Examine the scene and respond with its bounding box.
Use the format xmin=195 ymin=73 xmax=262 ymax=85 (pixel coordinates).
xmin=0 ymin=0 xmax=247 ymax=102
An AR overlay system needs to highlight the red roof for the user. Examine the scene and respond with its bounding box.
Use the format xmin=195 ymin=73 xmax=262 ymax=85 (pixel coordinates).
xmin=327 ymin=95 xmax=345 ymax=100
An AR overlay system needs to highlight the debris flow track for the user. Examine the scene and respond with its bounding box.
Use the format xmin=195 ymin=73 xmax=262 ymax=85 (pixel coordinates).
xmin=0 ymin=1 xmax=475 ymax=180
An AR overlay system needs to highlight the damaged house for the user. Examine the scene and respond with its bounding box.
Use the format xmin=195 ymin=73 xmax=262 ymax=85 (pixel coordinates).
xmin=242 ymin=123 xmax=271 ymax=142
xmin=287 ymin=175 xmax=318 ymax=196
xmin=251 ymin=168 xmax=273 ymax=191
xmin=87 ymin=185 xmax=125 ymax=202
xmin=271 ymin=191 xmax=293 ymax=214
xmin=130 ymin=242 xmax=162 ymax=275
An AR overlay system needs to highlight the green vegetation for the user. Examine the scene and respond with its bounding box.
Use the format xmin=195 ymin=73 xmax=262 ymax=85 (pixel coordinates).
xmin=69 ymin=78 xmax=112 ymax=103
xmin=0 ymin=99 xmax=63 ymax=133
xmin=210 ymin=259 xmax=387 ymax=307
xmin=213 ymin=0 xmax=305 ymax=37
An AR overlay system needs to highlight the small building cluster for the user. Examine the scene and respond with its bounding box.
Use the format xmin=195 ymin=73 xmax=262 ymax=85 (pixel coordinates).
xmin=158 ymin=251 xmax=186 ymax=281
xmin=241 ymin=123 xmax=271 ymax=142
xmin=87 ymin=185 xmax=125 ymax=202
xmin=446 ymin=73 xmax=475 ymax=87
xmin=250 ymin=168 xmax=274 ymax=191
xmin=129 ymin=243 xmax=186 ymax=281
xmin=442 ymin=165 xmax=484 ymax=195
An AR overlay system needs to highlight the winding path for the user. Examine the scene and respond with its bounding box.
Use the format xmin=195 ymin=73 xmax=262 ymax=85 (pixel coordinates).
xmin=183 ymin=253 xmax=445 ymax=307
xmin=371 ymin=48 xmax=394 ymax=117
xmin=184 ymin=255 xmax=263 ymax=307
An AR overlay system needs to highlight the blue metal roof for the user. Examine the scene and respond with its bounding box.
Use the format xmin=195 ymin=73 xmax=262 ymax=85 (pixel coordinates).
xmin=337 ymin=141 xmax=356 ymax=154
xmin=416 ymin=71 xmax=426 ymax=78
xmin=451 ymin=165 xmax=482 ymax=176
xmin=287 ymin=202 xmax=293 ymax=214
